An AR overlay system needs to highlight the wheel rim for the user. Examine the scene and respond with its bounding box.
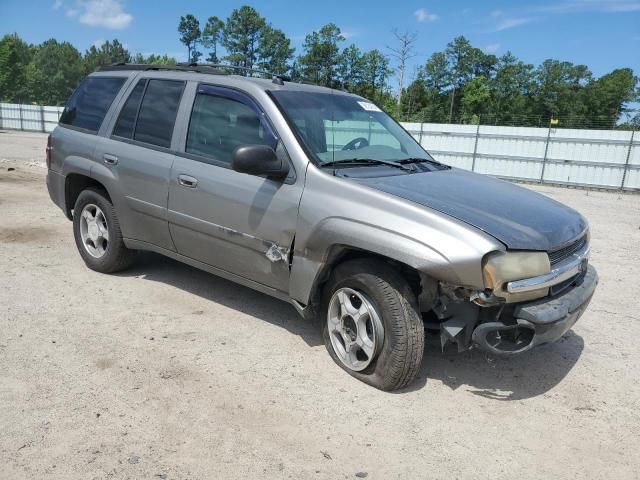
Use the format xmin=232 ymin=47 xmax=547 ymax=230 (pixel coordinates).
xmin=327 ymin=287 xmax=384 ymax=372
xmin=79 ymin=203 xmax=109 ymax=258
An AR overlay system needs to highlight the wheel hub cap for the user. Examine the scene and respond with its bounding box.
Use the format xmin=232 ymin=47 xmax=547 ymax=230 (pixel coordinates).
xmin=327 ymin=288 xmax=384 ymax=371
xmin=79 ymin=203 xmax=109 ymax=259
xmin=88 ymin=222 xmax=100 ymax=242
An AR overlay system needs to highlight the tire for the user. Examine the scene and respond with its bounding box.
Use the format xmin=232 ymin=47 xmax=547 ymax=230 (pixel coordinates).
xmin=322 ymin=258 xmax=425 ymax=391
xmin=72 ymin=187 xmax=135 ymax=273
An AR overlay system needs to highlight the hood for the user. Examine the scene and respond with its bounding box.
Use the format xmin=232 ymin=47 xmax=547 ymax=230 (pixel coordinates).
xmin=360 ymin=168 xmax=587 ymax=251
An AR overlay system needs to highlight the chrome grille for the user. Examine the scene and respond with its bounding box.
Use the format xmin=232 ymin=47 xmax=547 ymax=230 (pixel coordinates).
xmin=548 ymin=234 xmax=587 ymax=266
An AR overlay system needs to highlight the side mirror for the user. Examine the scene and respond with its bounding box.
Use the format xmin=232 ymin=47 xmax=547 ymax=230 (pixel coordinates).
xmin=231 ymin=144 xmax=290 ymax=179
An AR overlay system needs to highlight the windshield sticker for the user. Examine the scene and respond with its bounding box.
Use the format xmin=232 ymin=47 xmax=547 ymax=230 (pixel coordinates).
xmin=357 ymin=101 xmax=382 ymax=112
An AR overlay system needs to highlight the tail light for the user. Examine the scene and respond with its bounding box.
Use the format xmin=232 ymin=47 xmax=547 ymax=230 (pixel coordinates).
xmin=46 ymin=135 xmax=52 ymax=168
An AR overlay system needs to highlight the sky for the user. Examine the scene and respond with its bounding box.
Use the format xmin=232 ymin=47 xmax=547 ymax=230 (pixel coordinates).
xmin=1 ymin=0 xmax=639 ymax=82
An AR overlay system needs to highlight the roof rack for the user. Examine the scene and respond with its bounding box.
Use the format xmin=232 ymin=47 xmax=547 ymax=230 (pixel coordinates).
xmin=98 ymin=63 xmax=228 ymax=75
xmin=178 ymin=63 xmax=292 ymax=85
xmin=98 ymin=62 xmax=292 ymax=85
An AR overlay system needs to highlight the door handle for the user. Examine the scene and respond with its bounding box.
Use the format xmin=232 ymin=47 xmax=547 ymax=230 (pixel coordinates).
xmin=178 ymin=174 xmax=198 ymax=188
xmin=103 ymin=153 xmax=118 ymax=165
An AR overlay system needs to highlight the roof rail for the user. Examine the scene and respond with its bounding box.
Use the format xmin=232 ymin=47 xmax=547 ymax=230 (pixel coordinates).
xmin=98 ymin=62 xmax=300 ymax=86
xmin=97 ymin=63 xmax=228 ymax=75
xmin=178 ymin=63 xmax=292 ymax=84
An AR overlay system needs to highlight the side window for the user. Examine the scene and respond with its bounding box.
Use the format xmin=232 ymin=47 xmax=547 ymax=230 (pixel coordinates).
xmin=186 ymin=90 xmax=276 ymax=165
xmin=112 ymin=79 xmax=147 ymax=139
xmin=59 ymin=76 xmax=126 ymax=132
xmin=114 ymin=79 xmax=184 ymax=148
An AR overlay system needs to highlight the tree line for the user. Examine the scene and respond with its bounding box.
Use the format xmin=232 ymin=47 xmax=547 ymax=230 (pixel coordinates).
xmin=177 ymin=7 xmax=393 ymax=109
xmin=1 ymin=4 xmax=638 ymax=129
xmin=176 ymin=6 xmax=638 ymax=129
xmin=0 ymin=34 xmax=176 ymax=106
xmin=401 ymin=37 xmax=638 ymax=129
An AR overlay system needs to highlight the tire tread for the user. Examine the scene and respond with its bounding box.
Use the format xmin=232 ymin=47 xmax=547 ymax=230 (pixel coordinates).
xmin=323 ymin=258 xmax=425 ymax=391
xmin=73 ymin=187 xmax=135 ymax=273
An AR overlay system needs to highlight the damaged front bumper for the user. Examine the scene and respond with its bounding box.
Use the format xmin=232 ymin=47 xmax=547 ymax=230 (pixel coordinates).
xmin=471 ymin=265 xmax=598 ymax=355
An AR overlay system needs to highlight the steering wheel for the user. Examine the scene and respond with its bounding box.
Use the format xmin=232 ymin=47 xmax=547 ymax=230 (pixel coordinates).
xmin=342 ymin=137 xmax=369 ymax=151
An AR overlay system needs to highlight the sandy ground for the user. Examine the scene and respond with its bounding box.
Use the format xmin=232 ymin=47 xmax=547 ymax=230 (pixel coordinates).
xmin=1 ymin=130 xmax=639 ymax=480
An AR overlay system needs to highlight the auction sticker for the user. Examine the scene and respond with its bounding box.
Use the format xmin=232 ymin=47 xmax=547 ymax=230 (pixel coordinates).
xmin=357 ymin=101 xmax=382 ymax=112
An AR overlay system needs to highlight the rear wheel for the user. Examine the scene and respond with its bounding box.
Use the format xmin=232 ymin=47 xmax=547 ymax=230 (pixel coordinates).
xmin=322 ymin=259 xmax=425 ymax=391
xmin=73 ymin=187 xmax=135 ymax=273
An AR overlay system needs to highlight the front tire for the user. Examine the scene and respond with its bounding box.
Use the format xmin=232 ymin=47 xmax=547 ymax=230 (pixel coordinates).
xmin=72 ymin=187 xmax=135 ymax=273
xmin=322 ymin=259 xmax=425 ymax=391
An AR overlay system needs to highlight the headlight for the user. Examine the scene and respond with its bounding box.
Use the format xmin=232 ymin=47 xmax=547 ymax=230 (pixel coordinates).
xmin=482 ymin=251 xmax=550 ymax=303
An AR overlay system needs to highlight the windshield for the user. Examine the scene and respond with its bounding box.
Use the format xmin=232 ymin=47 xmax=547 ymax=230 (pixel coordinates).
xmin=270 ymin=90 xmax=434 ymax=166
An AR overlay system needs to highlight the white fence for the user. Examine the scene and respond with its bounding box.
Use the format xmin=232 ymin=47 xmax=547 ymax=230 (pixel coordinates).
xmin=0 ymin=102 xmax=637 ymax=191
xmin=403 ymin=122 xmax=639 ymax=191
xmin=0 ymin=103 xmax=64 ymax=133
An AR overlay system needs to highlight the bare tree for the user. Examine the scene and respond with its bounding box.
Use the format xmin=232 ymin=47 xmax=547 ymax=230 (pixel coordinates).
xmin=387 ymin=29 xmax=418 ymax=106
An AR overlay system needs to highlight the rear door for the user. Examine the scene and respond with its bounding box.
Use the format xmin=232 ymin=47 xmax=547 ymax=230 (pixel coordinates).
xmin=167 ymin=83 xmax=302 ymax=292
xmin=94 ymin=77 xmax=185 ymax=251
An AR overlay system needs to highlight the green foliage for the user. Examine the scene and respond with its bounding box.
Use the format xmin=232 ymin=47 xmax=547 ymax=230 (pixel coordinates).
xmin=178 ymin=14 xmax=202 ymax=63
xmin=298 ymin=23 xmax=344 ymax=86
xmin=401 ymin=35 xmax=638 ymax=128
xmin=357 ymin=49 xmax=393 ymax=100
xmin=0 ymin=34 xmax=33 ymax=102
xmin=490 ymin=52 xmax=535 ymax=124
xmin=214 ymin=6 xmax=294 ymax=76
xmin=583 ymin=68 xmax=638 ymax=128
xmin=222 ymin=6 xmax=266 ymax=71
xmin=201 ymin=16 xmax=224 ymax=63
xmin=334 ymin=44 xmax=394 ymax=105
xmin=132 ymin=53 xmax=177 ymax=65
xmin=338 ymin=44 xmax=365 ymax=91
xmin=421 ymin=52 xmax=449 ymax=90
xmin=460 ymin=76 xmax=491 ymax=121
xmin=27 ymin=39 xmax=83 ymax=105
xmin=83 ymin=39 xmax=131 ymax=74
xmin=257 ymin=25 xmax=294 ymax=75
xmin=2 ymin=17 xmax=638 ymax=129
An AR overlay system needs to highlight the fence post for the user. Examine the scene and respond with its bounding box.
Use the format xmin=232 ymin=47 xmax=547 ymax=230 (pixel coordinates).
xmin=19 ymin=103 xmax=24 ymax=131
xmin=471 ymin=115 xmax=481 ymax=172
xmin=40 ymin=105 xmax=46 ymax=133
xmin=620 ymin=128 xmax=635 ymax=191
xmin=540 ymin=118 xmax=553 ymax=183
xmin=0 ymin=103 xmax=3 ymax=130
xmin=418 ymin=120 xmax=424 ymax=146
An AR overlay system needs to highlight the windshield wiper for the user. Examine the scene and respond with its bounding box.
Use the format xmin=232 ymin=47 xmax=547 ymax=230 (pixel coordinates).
xmin=398 ymin=157 xmax=445 ymax=167
xmin=321 ymin=158 xmax=412 ymax=171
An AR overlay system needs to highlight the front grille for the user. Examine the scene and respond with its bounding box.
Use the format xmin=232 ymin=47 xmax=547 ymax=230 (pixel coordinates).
xmin=548 ymin=234 xmax=587 ymax=266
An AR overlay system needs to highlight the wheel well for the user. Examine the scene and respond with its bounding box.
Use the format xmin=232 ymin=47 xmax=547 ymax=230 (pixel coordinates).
xmin=64 ymin=174 xmax=110 ymax=220
xmin=308 ymin=246 xmax=423 ymax=311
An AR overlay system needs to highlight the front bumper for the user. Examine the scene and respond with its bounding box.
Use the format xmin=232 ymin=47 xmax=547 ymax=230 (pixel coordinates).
xmin=472 ymin=265 xmax=598 ymax=355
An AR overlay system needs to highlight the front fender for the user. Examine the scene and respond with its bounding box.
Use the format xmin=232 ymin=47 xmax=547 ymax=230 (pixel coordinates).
xmin=290 ymin=216 xmax=467 ymax=306
xmin=288 ymin=166 xmax=505 ymax=307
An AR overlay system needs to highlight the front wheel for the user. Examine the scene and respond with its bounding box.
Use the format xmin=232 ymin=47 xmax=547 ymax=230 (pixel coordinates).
xmin=322 ymin=259 xmax=425 ymax=391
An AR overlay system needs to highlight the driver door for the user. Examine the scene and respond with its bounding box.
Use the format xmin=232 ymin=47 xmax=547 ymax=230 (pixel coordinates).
xmin=167 ymin=84 xmax=301 ymax=293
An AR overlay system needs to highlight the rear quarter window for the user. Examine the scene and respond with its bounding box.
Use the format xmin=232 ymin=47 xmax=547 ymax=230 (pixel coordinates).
xmin=59 ymin=76 xmax=126 ymax=133
xmin=112 ymin=79 xmax=147 ymax=139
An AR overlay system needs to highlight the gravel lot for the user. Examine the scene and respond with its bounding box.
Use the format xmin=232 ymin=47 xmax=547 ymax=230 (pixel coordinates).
xmin=1 ymin=130 xmax=639 ymax=479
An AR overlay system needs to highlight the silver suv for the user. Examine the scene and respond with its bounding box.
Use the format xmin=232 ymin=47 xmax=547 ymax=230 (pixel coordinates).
xmin=46 ymin=64 xmax=598 ymax=391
